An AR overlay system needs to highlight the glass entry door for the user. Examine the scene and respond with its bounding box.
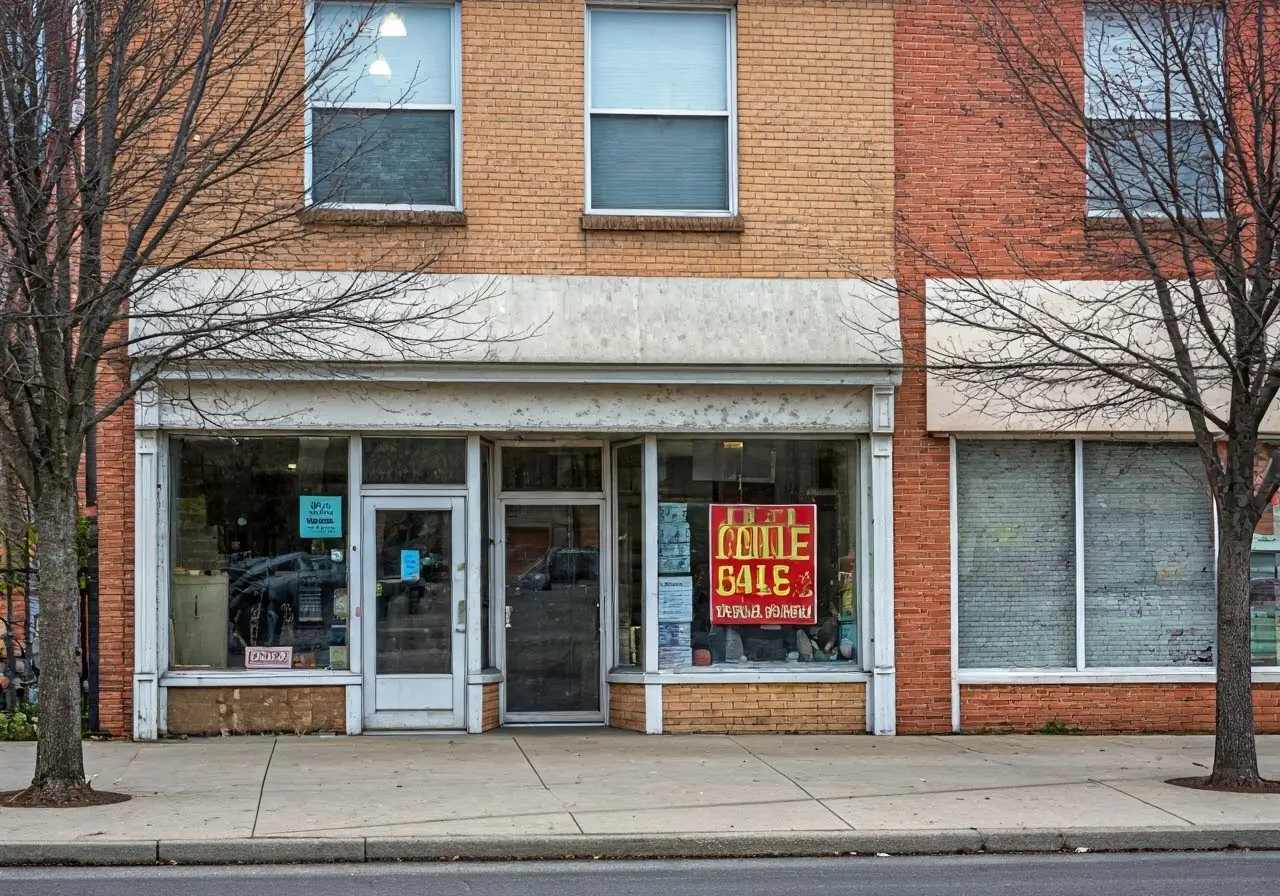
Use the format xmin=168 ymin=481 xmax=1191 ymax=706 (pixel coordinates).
xmin=361 ymin=497 xmax=466 ymax=729
xmin=503 ymin=503 xmax=603 ymax=720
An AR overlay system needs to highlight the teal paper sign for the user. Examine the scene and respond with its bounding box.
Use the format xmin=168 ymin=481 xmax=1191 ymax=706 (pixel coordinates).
xmin=299 ymin=496 xmax=342 ymax=539
xmin=400 ymin=550 xmax=421 ymax=581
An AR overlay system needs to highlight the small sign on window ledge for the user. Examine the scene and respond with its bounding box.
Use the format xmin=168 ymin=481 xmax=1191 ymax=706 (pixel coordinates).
xmin=245 ymin=646 xmax=293 ymax=669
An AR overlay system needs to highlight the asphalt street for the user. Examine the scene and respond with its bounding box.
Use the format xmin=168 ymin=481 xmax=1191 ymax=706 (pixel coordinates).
xmin=6 ymin=853 xmax=1280 ymax=896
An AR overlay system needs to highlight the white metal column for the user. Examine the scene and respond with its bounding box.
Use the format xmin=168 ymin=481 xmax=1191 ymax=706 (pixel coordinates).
xmin=869 ymin=384 xmax=897 ymax=735
xmin=132 ymin=389 xmax=162 ymax=741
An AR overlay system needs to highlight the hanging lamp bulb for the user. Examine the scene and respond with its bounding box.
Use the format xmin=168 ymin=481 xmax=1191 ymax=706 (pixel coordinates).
xmin=378 ymin=10 xmax=407 ymax=37
xmin=369 ymin=54 xmax=392 ymax=78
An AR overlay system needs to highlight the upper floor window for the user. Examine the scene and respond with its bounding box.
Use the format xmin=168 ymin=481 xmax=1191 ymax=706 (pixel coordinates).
xmin=1084 ymin=2 xmax=1221 ymax=218
xmin=308 ymin=2 xmax=460 ymax=209
xmin=586 ymin=7 xmax=735 ymax=215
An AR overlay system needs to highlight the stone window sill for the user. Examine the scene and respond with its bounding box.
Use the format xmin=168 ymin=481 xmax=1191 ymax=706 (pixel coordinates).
xmin=298 ymin=208 xmax=467 ymax=227
xmin=581 ymin=214 xmax=744 ymax=233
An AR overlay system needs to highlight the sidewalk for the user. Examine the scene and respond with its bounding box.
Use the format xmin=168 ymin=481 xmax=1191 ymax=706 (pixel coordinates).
xmin=4 ymin=731 xmax=1280 ymax=865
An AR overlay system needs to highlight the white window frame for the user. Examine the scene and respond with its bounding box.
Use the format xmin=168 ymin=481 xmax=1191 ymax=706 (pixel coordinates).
xmin=584 ymin=3 xmax=738 ymax=217
xmin=304 ymin=0 xmax=463 ymax=212
xmin=949 ymin=436 xmax=1254 ymax=686
xmin=1082 ymin=3 xmax=1223 ymax=220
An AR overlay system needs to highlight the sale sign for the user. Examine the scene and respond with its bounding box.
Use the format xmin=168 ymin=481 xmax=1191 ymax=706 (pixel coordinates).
xmin=709 ymin=504 xmax=818 ymax=625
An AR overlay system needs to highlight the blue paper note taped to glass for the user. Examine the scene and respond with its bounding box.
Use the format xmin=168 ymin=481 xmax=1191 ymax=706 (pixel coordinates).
xmin=299 ymin=495 xmax=342 ymax=539
xmin=400 ymin=550 xmax=421 ymax=581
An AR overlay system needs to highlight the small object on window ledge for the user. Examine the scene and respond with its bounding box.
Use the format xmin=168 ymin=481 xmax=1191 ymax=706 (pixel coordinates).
xmin=693 ymin=648 xmax=712 ymax=666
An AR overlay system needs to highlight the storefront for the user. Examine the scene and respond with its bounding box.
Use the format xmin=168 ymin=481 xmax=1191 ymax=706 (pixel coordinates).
xmin=130 ymin=374 xmax=898 ymax=737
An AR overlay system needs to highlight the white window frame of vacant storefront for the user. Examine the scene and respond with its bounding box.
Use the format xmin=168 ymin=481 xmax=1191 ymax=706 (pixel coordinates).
xmin=130 ymin=374 xmax=900 ymax=739
xmin=141 ymin=431 xmax=495 ymax=738
xmin=946 ymin=435 xmax=1280 ymax=731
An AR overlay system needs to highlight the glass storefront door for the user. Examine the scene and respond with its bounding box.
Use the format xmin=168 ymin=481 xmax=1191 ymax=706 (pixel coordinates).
xmin=361 ymin=497 xmax=466 ymax=729
xmin=502 ymin=502 xmax=603 ymax=720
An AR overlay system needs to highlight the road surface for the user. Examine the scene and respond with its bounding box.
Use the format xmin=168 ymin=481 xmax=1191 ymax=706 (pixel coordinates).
xmin=7 ymin=852 xmax=1277 ymax=896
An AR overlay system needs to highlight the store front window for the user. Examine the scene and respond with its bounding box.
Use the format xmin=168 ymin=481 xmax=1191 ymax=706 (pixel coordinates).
xmin=655 ymin=439 xmax=860 ymax=670
xmin=615 ymin=443 xmax=643 ymax=668
xmin=170 ymin=436 xmax=350 ymax=671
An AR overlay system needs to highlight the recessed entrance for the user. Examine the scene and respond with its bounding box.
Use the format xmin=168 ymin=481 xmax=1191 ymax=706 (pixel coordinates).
xmin=503 ymin=503 xmax=603 ymax=719
xmin=497 ymin=444 xmax=607 ymax=724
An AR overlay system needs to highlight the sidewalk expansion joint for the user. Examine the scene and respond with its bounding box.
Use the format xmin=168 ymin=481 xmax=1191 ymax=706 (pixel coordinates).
xmin=250 ymin=737 xmax=278 ymax=838
xmin=513 ymin=736 xmax=585 ymax=834
xmin=1090 ymin=778 xmax=1197 ymax=826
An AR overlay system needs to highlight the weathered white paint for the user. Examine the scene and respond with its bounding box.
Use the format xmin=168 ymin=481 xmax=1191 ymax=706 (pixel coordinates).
xmin=155 ymin=380 xmax=877 ymax=434
xmin=465 ymin=436 xmax=484 ymax=734
xmin=645 ymin=683 xmax=663 ymax=734
xmin=869 ymin=386 xmax=896 ymax=735
xmin=925 ymin=278 xmax=1280 ymax=435
xmin=132 ymin=428 xmax=160 ymax=741
xmin=132 ymin=271 xmax=902 ymax=368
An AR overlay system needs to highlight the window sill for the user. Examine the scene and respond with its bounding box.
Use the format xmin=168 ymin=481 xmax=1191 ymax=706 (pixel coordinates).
xmin=468 ymin=668 xmax=504 ymax=685
xmin=297 ymin=208 xmax=467 ymax=227
xmin=580 ymin=214 xmax=744 ymax=233
xmin=608 ymin=666 xmax=869 ymax=685
xmin=958 ymin=668 xmax=1219 ymax=685
xmin=161 ymin=670 xmax=361 ymax=687
xmin=1084 ymin=214 xmax=1225 ymax=234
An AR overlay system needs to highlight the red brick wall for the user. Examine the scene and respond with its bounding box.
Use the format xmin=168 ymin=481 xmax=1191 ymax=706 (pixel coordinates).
xmin=961 ymin=683 xmax=1280 ymax=734
xmin=891 ymin=0 xmax=962 ymax=735
xmin=608 ymin=682 xmax=645 ymax=732
xmin=662 ymin=683 xmax=866 ymax=733
xmin=94 ymin=361 xmax=135 ymax=736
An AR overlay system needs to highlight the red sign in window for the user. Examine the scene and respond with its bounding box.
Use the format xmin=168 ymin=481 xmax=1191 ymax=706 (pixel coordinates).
xmin=709 ymin=504 xmax=818 ymax=626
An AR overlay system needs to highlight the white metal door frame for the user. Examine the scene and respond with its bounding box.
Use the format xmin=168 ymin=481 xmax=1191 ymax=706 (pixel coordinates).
xmin=495 ymin=496 xmax=610 ymax=723
xmin=361 ymin=494 xmax=467 ymax=730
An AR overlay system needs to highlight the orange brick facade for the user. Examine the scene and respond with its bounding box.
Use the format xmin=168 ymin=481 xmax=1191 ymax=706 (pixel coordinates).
xmin=86 ymin=0 xmax=1269 ymax=740
xmin=482 ymin=683 xmax=500 ymax=732
xmin=662 ymin=683 xmax=866 ymax=734
xmin=608 ymin=683 xmax=645 ymax=732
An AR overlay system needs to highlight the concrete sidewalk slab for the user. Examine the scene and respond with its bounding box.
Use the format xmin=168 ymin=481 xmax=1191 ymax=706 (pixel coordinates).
xmin=4 ymin=733 xmax=1280 ymax=865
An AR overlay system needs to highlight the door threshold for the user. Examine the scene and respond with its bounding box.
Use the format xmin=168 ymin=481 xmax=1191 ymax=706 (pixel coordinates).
xmin=362 ymin=728 xmax=469 ymax=736
xmin=499 ymin=722 xmax=609 ymax=729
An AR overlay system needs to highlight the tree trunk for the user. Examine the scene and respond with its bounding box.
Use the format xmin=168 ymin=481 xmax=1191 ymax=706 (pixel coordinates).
xmin=1211 ymin=509 xmax=1262 ymax=787
xmin=24 ymin=480 xmax=89 ymax=803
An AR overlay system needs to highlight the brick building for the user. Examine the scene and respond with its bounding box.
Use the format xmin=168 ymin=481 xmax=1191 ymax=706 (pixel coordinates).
xmin=894 ymin=0 xmax=1280 ymax=734
xmin=87 ymin=0 xmax=1276 ymax=739
xmin=96 ymin=0 xmax=902 ymax=738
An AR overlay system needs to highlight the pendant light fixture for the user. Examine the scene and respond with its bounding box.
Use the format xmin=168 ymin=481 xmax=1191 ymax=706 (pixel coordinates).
xmin=378 ymin=9 xmax=407 ymax=37
xmin=369 ymin=54 xmax=392 ymax=78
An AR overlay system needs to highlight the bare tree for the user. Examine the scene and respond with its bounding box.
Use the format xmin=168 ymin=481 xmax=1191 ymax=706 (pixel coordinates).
xmin=889 ymin=0 xmax=1280 ymax=789
xmin=0 ymin=0 xmax=510 ymax=805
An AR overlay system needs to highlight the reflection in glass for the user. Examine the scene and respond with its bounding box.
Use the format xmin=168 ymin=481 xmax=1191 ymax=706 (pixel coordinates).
xmin=615 ymin=445 xmax=643 ymax=667
xmin=170 ymin=437 xmax=349 ymax=671
xmin=504 ymin=504 xmax=601 ymax=713
xmin=656 ymin=439 xmax=859 ymax=670
xmin=362 ymin=437 xmax=466 ymax=485
xmin=374 ymin=509 xmax=453 ymax=675
xmin=501 ymin=447 xmax=603 ymax=491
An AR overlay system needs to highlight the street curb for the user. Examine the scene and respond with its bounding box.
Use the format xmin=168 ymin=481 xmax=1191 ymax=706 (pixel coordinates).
xmin=157 ymin=838 xmax=366 ymax=865
xmin=7 ymin=827 xmax=1280 ymax=866
xmin=2 ymin=841 xmax=159 ymax=866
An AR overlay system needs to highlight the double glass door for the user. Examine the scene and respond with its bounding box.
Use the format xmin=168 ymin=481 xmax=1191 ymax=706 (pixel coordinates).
xmin=502 ymin=502 xmax=603 ymax=721
xmin=361 ymin=497 xmax=466 ymax=729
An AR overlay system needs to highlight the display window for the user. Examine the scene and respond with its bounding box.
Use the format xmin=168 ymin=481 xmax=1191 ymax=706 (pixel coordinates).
xmin=653 ymin=439 xmax=860 ymax=670
xmin=169 ymin=437 xmax=350 ymax=671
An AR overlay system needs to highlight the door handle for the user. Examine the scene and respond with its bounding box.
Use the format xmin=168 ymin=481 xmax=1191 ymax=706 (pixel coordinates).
xmin=455 ymin=599 xmax=466 ymax=633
